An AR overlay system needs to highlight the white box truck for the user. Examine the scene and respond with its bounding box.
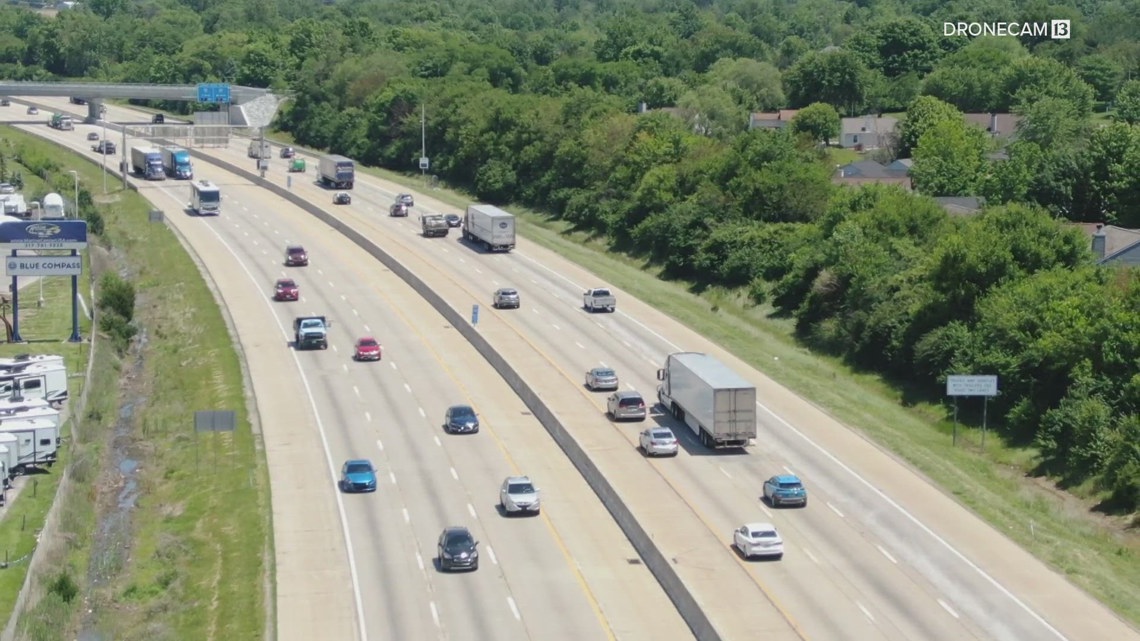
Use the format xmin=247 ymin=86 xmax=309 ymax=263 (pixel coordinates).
xmin=0 ymin=363 xmax=68 ymax=404
xmin=656 ymin=352 xmax=757 ymax=448
xmin=0 ymin=417 xmax=59 ymax=468
xmin=463 ymin=204 xmax=516 ymax=252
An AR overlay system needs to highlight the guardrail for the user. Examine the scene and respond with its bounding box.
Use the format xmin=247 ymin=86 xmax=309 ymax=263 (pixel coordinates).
xmin=187 ymin=148 xmax=722 ymax=641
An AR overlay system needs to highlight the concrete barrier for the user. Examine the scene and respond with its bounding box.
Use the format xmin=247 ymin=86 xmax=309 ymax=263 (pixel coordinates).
xmin=187 ymin=149 xmax=722 ymax=641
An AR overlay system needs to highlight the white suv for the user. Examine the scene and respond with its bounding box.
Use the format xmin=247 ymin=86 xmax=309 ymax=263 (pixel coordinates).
xmin=499 ymin=476 xmax=541 ymax=516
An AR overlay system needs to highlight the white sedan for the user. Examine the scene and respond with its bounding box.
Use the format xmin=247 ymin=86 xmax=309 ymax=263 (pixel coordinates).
xmin=733 ymin=523 xmax=784 ymax=560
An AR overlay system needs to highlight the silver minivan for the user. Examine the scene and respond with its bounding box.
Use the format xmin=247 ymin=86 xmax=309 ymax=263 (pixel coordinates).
xmin=607 ymin=390 xmax=646 ymax=421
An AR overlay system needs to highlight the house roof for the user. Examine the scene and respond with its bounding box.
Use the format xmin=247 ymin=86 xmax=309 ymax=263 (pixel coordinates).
xmin=831 ymin=175 xmax=912 ymax=190
xmin=841 ymin=116 xmax=899 ymax=136
xmin=835 ymin=160 xmax=909 ymax=179
xmin=963 ymin=113 xmax=1022 ymax=137
xmin=749 ymin=109 xmax=799 ymax=129
xmin=1071 ymin=223 xmax=1140 ymax=258
xmin=934 ymin=196 xmax=986 ymax=216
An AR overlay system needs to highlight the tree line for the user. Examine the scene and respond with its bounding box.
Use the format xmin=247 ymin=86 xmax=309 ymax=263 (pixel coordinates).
xmin=1 ymin=0 xmax=1138 ymax=508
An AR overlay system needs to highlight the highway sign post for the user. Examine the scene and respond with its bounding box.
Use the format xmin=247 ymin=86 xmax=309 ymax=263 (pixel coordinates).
xmin=946 ymin=375 xmax=999 ymax=448
xmin=471 ymin=304 xmax=479 ymax=326
xmin=0 ymin=220 xmax=88 ymax=343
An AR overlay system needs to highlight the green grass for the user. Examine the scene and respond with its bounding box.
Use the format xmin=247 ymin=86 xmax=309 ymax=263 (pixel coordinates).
xmin=351 ymin=163 xmax=1140 ymax=627
xmin=825 ymin=146 xmax=862 ymax=166
xmin=0 ymin=127 xmax=271 ymax=640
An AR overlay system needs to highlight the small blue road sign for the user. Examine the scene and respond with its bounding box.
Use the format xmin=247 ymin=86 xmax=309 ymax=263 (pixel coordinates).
xmin=472 ymin=304 xmax=480 ymax=325
xmin=197 ymin=83 xmax=232 ymax=103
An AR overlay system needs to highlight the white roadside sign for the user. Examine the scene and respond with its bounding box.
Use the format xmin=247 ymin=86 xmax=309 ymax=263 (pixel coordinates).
xmin=4 ymin=256 xmax=83 ymax=277
xmin=946 ymin=375 xmax=998 ymax=397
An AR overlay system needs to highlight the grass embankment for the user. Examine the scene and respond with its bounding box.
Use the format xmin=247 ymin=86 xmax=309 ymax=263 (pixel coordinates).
xmin=0 ymin=127 xmax=271 ymax=640
xmin=354 ymin=162 xmax=1140 ymax=626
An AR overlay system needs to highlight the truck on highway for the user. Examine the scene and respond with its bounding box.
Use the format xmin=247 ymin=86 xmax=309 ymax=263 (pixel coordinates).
xmin=656 ymin=352 xmax=757 ymax=448
xmin=582 ymin=288 xmax=616 ymax=313
xmin=48 ymin=113 xmax=73 ymax=131
xmin=293 ymin=316 xmax=331 ymax=350
xmin=190 ymin=180 xmax=221 ymax=215
xmin=130 ymin=146 xmax=166 ymax=181
xmin=462 ymin=204 xmax=515 ymax=252
xmin=421 ymin=214 xmax=449 ymax=237
xmin=318 ymin=155 xmax=355 ymax=189
xmin=161 ymin=146 xmax=193 ymax=180
xmin=247 ymin=140 xmax=271 ymax=159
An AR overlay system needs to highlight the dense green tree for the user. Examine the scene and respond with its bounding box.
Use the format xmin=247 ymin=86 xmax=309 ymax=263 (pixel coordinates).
xmin=1014 ymin=97 xmax=1087 ymax=148
xmin=706 ymin=57 xmax=784 ymax=111
xmin=1113 ymin=79 xmax=1140 ymax=124
xmin=1002 ymin=56 xmax=1096 ymax=115
xmin=790 ymin=102 xmax=840 ymax=145
xmin=897 ymin=96 xmax=961 ymax=157
xmin=846 ymin=17 xmax=942 ymax=78
xmin=1077 ymin=54 xmax=1123 ymax=104
xmin=783 ymin=49 xmax=874 ymax=115
xmin=911 ymin=118 xmax=989 ymax=196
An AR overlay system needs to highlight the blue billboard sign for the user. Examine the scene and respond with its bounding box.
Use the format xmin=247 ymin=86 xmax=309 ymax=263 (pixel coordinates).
xmin=197 ymin=83 xmax=232 ymax=103
xmin=0 ymin=220 xmax=88 ymax=250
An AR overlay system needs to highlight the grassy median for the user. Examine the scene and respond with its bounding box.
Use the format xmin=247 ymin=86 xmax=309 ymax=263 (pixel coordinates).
xmin=355 ymin=162 xmax=1140 ymax=626
xmin=0 ymin=127 xmax=271 ymax=640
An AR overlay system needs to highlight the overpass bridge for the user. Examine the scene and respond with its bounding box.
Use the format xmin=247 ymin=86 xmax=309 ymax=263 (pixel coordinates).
xmin=0 ymin=82 xmax=283 ymax=127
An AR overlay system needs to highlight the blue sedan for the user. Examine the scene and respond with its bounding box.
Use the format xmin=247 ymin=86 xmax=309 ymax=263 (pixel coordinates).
xmin=339 ymin=459 xmax=378 ymax=493
xmin=763 ymin=474 xmax=808 ymax=507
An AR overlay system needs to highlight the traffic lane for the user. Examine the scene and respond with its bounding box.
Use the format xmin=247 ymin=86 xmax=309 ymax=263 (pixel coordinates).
xmin=209 ymin=199 xmax=446 ymax=640
xmin=105 ymin=167 xmax=365 ymax=638
xmin=219 ymin=191 xmax=556 ymax=641
xmin=221 ymin=185 xmax=621 ymax=641
xmin=306 ymin=199 xmax=808 ymax=640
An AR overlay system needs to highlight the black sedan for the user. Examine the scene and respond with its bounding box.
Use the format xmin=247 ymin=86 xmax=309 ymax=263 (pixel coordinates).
xmin=334 ymin=192 xmax=352 ymax=205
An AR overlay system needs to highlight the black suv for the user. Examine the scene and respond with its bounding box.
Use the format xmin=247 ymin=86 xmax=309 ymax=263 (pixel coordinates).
xmin=443 ymin=405 xmax=479 ymax=434
xmin=152 ymin=113 xmax=165 ymax=124
xmin=389 ymin=203 xmax=408 ymax=217
xmin=437 ymin=527 xmax=479 ymax=571
xmin=93 ymin=140 xmax=117 ymax=155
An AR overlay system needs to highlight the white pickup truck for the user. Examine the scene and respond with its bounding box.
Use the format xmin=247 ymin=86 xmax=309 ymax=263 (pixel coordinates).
xmin=583 ymin=288 xmax=616 ymax=313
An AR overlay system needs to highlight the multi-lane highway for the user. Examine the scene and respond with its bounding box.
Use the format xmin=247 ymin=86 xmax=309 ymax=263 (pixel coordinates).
xmin=5 ymin=102 xmax=693 ymax=641
xmin=14 ymin=96 xmax=1140 ymax=641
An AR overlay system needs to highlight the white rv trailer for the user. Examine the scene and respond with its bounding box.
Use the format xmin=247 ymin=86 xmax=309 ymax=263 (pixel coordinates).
xmin=0 ymin=396 xmax=52 ymax=415
xmin=0 ymin=433 xmax=17 ymax=483
xmin=0 ymin=405 xmax=60 ymax=429
xmin=0 ymin=354 xmax=63 ymax=373
xmin=0 ymin=363 xmax=68 ymax=403
xmin=0 ymin=417 xmax=59 ymax=467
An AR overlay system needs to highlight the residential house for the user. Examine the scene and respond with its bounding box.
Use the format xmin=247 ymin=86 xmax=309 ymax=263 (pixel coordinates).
xmin=840 ymin=115 xmax=899 ymax=150
xmin=934 ymin=197 xmax=986 ymax=217
xmin=832 ymin=160 xmax=912 ymax=190
xmin=748 ymin=109 xmax=799 ymax=131
xmin=1074 ymin=223 xmax=1140 ymax=266
xmin=963 ymin=113 xmax=1022 ymax=139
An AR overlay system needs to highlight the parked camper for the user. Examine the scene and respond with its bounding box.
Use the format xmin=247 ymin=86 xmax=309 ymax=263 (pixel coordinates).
xmin=42 ymin=193 xmax=65 ymax=218
xmin=0 ymin=363 xmax=68 ymax=404
xmin=0 ymin=397 xmax=52 ymax=415
xmin=0 ymin=433 xmax=18 ymax=481
xmin=0 ymin=405 xmax=60 ymax=429
xmin=0 ymin=417 xmax=59 ymax=468
xmin=190 ymin=180 xmax=221 ymax=215
xmin=0 ymin=354 xmax=63 ymax=373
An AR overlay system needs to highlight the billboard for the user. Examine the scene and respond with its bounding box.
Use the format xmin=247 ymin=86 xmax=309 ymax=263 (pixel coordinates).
xmin=0 ymin=220 xmax=88 ymax=250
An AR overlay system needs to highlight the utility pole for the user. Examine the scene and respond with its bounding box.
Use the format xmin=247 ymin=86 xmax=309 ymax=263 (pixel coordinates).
xmin=420 ymin=104 xmax=427 ymax=184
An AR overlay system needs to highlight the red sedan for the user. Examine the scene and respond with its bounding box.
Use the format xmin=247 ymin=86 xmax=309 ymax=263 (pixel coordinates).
xmin=353 ymin=337 xmax=382 ymax=361
xmin=273 ymin=278 xmax=299 ymax=301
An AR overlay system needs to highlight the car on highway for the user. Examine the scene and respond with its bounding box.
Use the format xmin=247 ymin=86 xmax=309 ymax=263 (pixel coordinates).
xmin=443 ymin=404 xmax=479 ymax=434
xmin=733 ymin=522 xmax=784 ymax=560
xmin=491 ymin=288 xmax=520 ymax=309
xmin=284 ymin=245 xmax=309 ymax=267
xmin=396 ymin=193 xmax=414 ymax=208
xmin=92 ymin=140 xmax=116 ymax=155
xmin=389 ymin=202 xmax=408 ymax=217
xmin=280 ymin=146 xmax=295 ymax=159
xmin=0 ymin=99 xmax=9 ymax=107
xmin=273 ymin=278 xmax=299 ymax=302
xmin=333 ymin=192 xmax=352 ymax=205
xmin=437 ymin=526 xmax=479 ymax=571
xmin=444 ymin=213 xmax=461 ymax=228
xmin=585 ymin=367 xmax=618 ymax=391
xmin=763 ymin=474 xmax=808 ymax=507
xmin=152 ymin=113 xmax=165 ymax=124
xmin=26 ymin=106 xmax=37 ymax=115
xmin=353 ymin=337 xmax=382 ymax=361
xmin=499 ymin=476 xmax=541 ymax=516
xmin=339 ymin=459 xmax=378 ymax=493
xmin=639 ymin=427 xmax=679 ymax=457
xmin=86 ymin=132 xmax=99 ymax=141
xmin=607 ymin=390 xmax=647 ymax=421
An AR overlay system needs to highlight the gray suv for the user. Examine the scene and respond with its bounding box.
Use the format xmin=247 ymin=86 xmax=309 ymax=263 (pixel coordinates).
xmin=492 ymin=288 xmax=520 ymax=309
xmin=585 ymin=367 xmax=618 ymax=391
xmin=606 ymin=390 xmax=646 ymax=421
